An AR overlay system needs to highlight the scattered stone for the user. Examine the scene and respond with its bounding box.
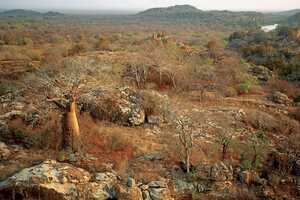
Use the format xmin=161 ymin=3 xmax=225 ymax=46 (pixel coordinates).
xmin=136 ymin=153 xmax=164 ymax=161
xmin=147 ymin=115 xmax=162 ymax=125
xmin=268 ymin=91 xmax=292 ymax=105
xmin=196 ymin=162 xmax=233 ymax=182
xmin=127 ymin=177 xmax=136 ymax=188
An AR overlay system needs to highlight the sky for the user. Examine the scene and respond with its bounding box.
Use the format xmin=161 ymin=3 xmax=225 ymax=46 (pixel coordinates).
xmin=0 ymin=0 xmax=300 ymax=12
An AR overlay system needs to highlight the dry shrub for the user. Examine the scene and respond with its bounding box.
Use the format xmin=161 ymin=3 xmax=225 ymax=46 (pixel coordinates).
xmin=244 ymin=109 xmax=300 ymax=135
xmin=23 ymin=49 xmax=42 ymax=61
xmin=290 ymin=107 xmax=300 ymax=122
xmin=122 ymin=63 xmax=176 ymax=90
xmin=244 ymin=109 xmax=281 ymax=132
xmin=95 ymin=36 xmax=110 ymax=50
xmin=0 ymin=46 xmax=28 ymax=60
xmin=106 ymin=132 xmax=129 ymax=152
xmin=115 ymin=158 xmax=129 ymax=177
xmin=42 ymin=47 xmax=67 ymax=67
xmin=68 ymin=42 xmax=88 ymax=56
xmin=224 ymin=87 xmax=238 ymax=97
xmin=268 ymin=78 xmax=299 ymax=98
xmin=105 ymin=132 xmax=133 ymax=177
xmin=139 ymin=90 xmax=170 ymax=119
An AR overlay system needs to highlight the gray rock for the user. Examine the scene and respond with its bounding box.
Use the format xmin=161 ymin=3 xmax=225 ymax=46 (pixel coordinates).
xmin=148 ymin=180 xmax=167 ymax=188
xmin=127 ymin=177 xmax=136 ymax=188
xmin=0 ymin=160 xmax=118 ymax=200
xmin=136 ymin=153 xmax=164 ymax=161
xmin=142 ymin=190 xmax=151 ymax=200
xmin=149 ymin=187 xmax=171 ymax=200
xmin=174 ymin=179 xmax=195 ymax=193
xmin=210 ymin=162 xmax=234 ymax=181
xmin=147 ymin=115 xmax=162 ymax=125
xmin=78 ymin=87 xmax=146 ymax=126
xmin=195 ymin=162 xmax=233 ymax=182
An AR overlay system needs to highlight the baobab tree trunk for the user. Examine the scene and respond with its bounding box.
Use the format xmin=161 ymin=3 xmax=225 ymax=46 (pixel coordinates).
xmin=63 ymin=100 xmax=81 ymax=152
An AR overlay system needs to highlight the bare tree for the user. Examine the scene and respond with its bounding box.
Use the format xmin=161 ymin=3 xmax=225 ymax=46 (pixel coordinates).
xmin=176 ymin=116 xmax=194 ymax=173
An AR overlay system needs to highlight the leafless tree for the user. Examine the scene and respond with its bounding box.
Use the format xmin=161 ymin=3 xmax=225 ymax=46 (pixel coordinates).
xmin=176 ymin=115 xmax=194 ymax=173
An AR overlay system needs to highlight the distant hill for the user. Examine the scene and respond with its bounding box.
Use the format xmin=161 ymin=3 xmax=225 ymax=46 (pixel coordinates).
xmin=137 ymin=5 xmax=264 ymax=27
xmin=138 ymin=5 xmax=201 ymax=16
xmin=274 ymin=9 xmax=300 ymax=17
xmin=0 ymin=9 xmax=42 ymax=17
xmin=0 ymin=9 xmax=64 ymax=18
xmin=286 ymin=12 xmax=300 ymax=26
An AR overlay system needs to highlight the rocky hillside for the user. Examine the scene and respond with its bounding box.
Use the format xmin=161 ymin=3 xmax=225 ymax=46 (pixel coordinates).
xmin=137 ymin=5 xmax=264 ymax=27
xmin=287 ymin=12 xmax=300 ymax=26
xmin=0 ymin=16 xmax=300 ymax=199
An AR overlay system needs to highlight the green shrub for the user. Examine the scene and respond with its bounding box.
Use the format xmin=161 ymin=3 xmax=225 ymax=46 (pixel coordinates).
xmin=294 ymin=95 xmax=300 ymax=103
xmin=238 ymin=80 xmax=251 ymax=94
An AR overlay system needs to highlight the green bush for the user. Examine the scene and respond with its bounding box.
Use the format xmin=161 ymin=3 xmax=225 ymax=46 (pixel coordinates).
xmin=294 ymin=95 xmax=300 ymax=103
xmin=238 ymin=80 xmax=251 ymax=94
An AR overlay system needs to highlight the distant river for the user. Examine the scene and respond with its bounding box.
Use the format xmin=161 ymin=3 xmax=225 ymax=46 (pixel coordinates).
xmin=261 ymin=24 xmax=278 ymax=32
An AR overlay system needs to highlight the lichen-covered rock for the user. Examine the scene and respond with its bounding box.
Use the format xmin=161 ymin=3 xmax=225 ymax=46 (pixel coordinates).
xmin=0 ymin=160 xmax=118 ymax=200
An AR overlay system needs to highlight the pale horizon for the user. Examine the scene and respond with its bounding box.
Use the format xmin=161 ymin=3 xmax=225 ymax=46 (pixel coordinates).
xmin=0 ymin=0 xmax=300 ymax=12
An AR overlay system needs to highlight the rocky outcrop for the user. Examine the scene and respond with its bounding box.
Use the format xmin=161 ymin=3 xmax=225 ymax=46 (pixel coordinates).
xmin=0 ymin=160 xmax=118 ymax=200
xmin=78 ymin=87 xmax=145 ymax=126
xmin=268 ymin=91 xmax=292 ymax=105
xmin=195 ymin=162 xmax=234 ymax=182
xmin=0 ymin=160 xmax=174 ymax=200
xmin=249 ymin=65 xmax=272 ymax=82
xmin=172 ymin=162 xmax=234 ymax=195
xmin=140 ymin=179 xmax=173 ymax=200
xmin=78 ymin=87 xmax=170 ymax=126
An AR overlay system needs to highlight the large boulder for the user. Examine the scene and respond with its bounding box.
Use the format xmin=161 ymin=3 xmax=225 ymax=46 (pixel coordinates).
xmin=78 ymin=87 xmax=145 ymax=126
xmin=140 ymin=179 xmax=174 ymax=200
xmin=0 ymin=160 xmax=118 ymax=200
xmin=78 ymin=87 xmax=170 ymax=126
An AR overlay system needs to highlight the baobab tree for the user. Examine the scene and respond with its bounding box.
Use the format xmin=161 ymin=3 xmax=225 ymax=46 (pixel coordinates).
xmin=29 ymin=58 xmax=90 ymax=152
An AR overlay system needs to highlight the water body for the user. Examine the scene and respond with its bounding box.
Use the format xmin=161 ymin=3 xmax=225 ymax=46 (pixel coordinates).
xmin=261 ymin=24 xmax=278 ymax=32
